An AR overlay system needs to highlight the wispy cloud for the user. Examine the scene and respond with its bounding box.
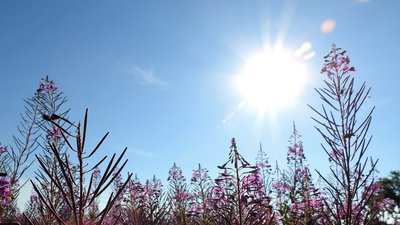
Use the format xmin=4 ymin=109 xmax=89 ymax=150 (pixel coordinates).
xmin=114 ymin=61 xmax=168 ymax=87
xmin=129 ymin=66 xmax=168 ymax=87
xmin=130 ymin=149 xmax=156 ymax=158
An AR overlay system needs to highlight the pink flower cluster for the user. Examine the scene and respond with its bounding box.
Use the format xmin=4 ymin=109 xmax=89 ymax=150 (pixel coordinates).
xmin=191 ymin=169 xmax=209 ymax=182
xmin=124 ymin=178 xmax=146 ymax=204
xmin=37 ymin=79 xmax=58 ymax=93
xmin=242 ymin=171 xmax=264 ymax=196
xmin=256 ymin=161 xmax=271 ymax=171
xmin=272 ymin=180 xmax=290 ymax=196
xmin=168 ymin=163 xmax=185 ymax=181
xmin=0 ymin=146 xmax=6 ymax=154
xmin=144 ymin=177 xmax=163 ymax=200
xmin=287 ymin=143 xmax=305 ymax=163
xmin=174 ymin=190 xmax=193 ymax=202
xmin=0 ymin=177 xmax=11 ymax=208
xmin=47 ymin=127 xmax=62 ymax=140
xmin=92 ymin=167 xmax=101 ymax=179
xmin=211 ymin=185 xmax=225 ymax=201
xmin=321 ymin=44 xmax=356 ymax=79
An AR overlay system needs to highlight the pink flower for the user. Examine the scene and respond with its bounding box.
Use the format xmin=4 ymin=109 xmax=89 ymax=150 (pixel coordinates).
xmin=341 ymin=56 xmax=350 ymax=64
xmin=212 ymin=186 xmax=225 ymax=197
xmin=272 ymin=180 xmax=290 ymax=195
xmin=93 ymin=167 xmax=101 ymax=178
xmin=37 ymin=82 xmax=45 ymax=93
xmin=192 ymin=203 xmax=201 ymax=213
xmin=321 ymin=45 xmax=356 ymax=79
xmin=0 ymin=177 xmax=10 ymax=187
xmin=0 ymin=146 xmax=6 ymax=154
xmin=30 ymin=194 xmax=38 ymax=203
xmin=272 ymin=181 xmax=280 ymax=189
xmin=45 ymin=80 xmax=58 ymax=93
xmin=0 ymin=177 xmax=12 ymax=207
xmin=363 ymin=181 xmax=382 ymax=197
xmin=168 ymin=163 xmax=185 ymax=181
xmin=330 ymin=61 xmax=339 ymax=69
xmin=174 ymin=191 xmax=190 ymax=202
xmin=37 ymin=79 xmax=59 ymax=93
xmin=47 ymin=127 xmax=62 ymax=140
xmin=191 ymin=171 xmax=201 ymax=182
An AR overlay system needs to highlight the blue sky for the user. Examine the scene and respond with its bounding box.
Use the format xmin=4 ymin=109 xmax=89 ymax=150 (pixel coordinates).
xmin=0 ymin=0 xmax=399 ymax=206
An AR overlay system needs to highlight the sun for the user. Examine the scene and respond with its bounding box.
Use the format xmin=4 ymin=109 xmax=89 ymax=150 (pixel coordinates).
xmin=236 ymin=47 xmax=308 ymax=114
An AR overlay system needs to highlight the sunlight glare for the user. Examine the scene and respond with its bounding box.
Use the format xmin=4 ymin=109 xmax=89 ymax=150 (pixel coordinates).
xmin=236 ymin=48 xmax=308 ymax=114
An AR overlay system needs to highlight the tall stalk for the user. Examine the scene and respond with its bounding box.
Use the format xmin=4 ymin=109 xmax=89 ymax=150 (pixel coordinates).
xmin=309 ymin=44 xmax=378 ymax=224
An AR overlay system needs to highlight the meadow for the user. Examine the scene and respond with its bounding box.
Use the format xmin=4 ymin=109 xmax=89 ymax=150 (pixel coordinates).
xmin=0 ymin=45 xmax=398 ymax=224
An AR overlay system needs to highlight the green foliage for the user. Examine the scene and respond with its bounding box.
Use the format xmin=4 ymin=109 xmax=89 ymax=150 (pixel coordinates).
xmin=379 ymin=170 xmax=400 ymax=208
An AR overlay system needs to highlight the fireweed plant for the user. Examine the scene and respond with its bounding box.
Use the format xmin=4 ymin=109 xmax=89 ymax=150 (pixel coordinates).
xmin=0 ymin=77 xmax=69 ymax=222
xmin=309 ymin=44 xmax=382 ymax=224
xmin=187 ymin=164 xmax=214 ymax=224
xmin=166 ymin=163 xmax=192 ymax=225
xmin=272 ymin=123 xmax=324 ymax=224
xmin=0 ymin=45 xmax=396 ymax=224
xmin=109 ymin=172 xmax=169 ymax=225
xmin=21 ymin=77 xmax=80 ymax=224
xmin=0 ymin=172 xmax=12 ymax=217
xmin=26 ymin=77 xmax=73 ymax=224
xmin=255 ymin=144 xmax=273 ymax=197
xmin=29 ymin=109 xmax=132 ymax=225
xmin=212 ymin=138 xmax=275 ymax=225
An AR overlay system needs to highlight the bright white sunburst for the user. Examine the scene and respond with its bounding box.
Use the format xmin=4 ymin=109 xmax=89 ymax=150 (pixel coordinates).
xmin=236 ymin=47 xmax=308 ymax=114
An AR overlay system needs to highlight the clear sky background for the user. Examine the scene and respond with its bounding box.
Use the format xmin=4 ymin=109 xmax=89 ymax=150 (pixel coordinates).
xmin=0 ymin=0 xmax=399 ymax=208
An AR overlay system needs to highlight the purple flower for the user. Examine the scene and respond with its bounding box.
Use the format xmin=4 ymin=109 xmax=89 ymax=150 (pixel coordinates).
xmin=191 ymin=171 xmax=201 ymax=182
xmin=0 ymin=177 xmax=10 ymax=187
xmin=37 ymin=82 xmax=45 ymax=93
xmin=272 ymin=181 xmax=280 ymax=189
xmin=256 ymin=161 xmax=266 ymax=169
xmin=272 ymin=180 xmax=290 ymax=195
xmin=174 ymin=191 xmax=190 ymax=202
xmin=0 ymin=177 xmax=12 ymax=207
xmin=211 ymin=186 xmax=225 ymax=202
xmin=30 ymin=194 xmax=38 ymax=203
xmin=191 ymin=203 xmax=201 ymax=213
xmin=45 ymin=80 xmax=58 ymax=93
xmin=47 ymin=127 xmax=62 ymax=140
xmin=0 ymin=146 xmax=6 ymax=154
xmin=144 ymin=177 xmax=162 ymax=198
xmin=168 ymin=163 xmax=185 ymax=181
xmin=341 ymin=55 xmax=350 ymax=64
xmin=321 ymin=46 xmax=356 ymax=79
xmin=37 ymin=79 xmax=59 ymax=94
xmin=93 ymin=167 xmax=101 ymax=179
